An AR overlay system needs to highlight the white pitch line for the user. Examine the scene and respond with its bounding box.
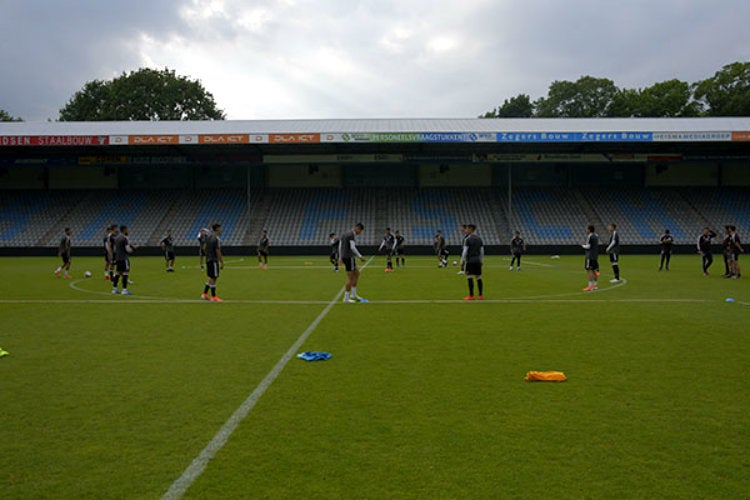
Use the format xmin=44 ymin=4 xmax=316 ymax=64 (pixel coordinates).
xmin=161 ymin=256 xmax=374 ymax=499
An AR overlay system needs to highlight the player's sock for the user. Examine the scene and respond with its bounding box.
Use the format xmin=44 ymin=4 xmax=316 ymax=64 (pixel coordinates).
xmin=613 ymin=264 xmax=620 ymax=280
xmin=122 ymin=275 xmax=129 ymax=289
xmin=467 ymin=277 xmax=474 ymax=296
xmin=204 ymin=283 xmax=210 ymax=294
xmin=477 ymin=278 xmax=483 ymax=296
xmin=351 ymin=286 xmax=358 ymax=298
xmin=344 ymin=291 xmax=350 ymax=301
xmin=211 ymin=285 xmax=217 ymax=297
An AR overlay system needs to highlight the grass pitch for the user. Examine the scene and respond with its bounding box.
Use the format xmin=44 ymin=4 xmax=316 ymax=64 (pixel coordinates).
xmin=0 ymin=252 xmax=748 ymax=499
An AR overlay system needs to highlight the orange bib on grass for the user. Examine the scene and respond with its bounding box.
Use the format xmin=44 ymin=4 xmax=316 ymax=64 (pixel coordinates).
xmin=524 ymin=371 xmax=567 ymax=382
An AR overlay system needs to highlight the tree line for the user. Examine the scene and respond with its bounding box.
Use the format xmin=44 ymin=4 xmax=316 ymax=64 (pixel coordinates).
xmin=1 ymin=61 xmax=748 ymax=122
xmin=481 ymin=61 xmax=750 ymax=118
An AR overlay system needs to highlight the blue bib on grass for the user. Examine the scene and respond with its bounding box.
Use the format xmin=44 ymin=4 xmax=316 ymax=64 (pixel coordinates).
xmin=297 ymin=351 xmax=332 ymax=361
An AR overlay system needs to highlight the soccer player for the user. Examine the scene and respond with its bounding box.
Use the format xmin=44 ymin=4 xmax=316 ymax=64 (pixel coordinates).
xmin=103 ymin=225 xmax=113 ymax=280
xmin=378 ymin=227 xmax=396 ymax=272
xmin=659 ymin=229 xmax=673 ymax=271
xmin=339 ymin=222 xmax=366 ymax=303
xmin=722 ymin=225 xmax=733 ymax=277
xmin=461 ymin=224 xmax=484 ymax=300
xmin=697 ymin=227 xmax=717 ymax=275
xmin=509 ymin=230 xmax=526 ymax=271
xmin=394 ymin=230 xmax=405 ymax=268
xmin=106 ymin=224 xmax=118 ymax=281
xmin=729 ymin=225 xmax=743 ymax=279
xmin=201 ymin=223 xmax=224 ymax=302
xmin=606 ymin=223 xmax=621 ymax=283
xmin=257 ymin=229 xmax=270 ymax=269
xmin=329 ymin=232 xmax=340 ymax=272
xmin=197 ymin=227 xmax=209 ymax=271
xmin=54 ymin=227 xmax=73 ymax=278
xmin=457 ymin=225 xmax=468 ymax=274
xmin=581 ymin=225 xmax=599 ymax=291
xmin=112 ymin=225 xmax=137 ymax=295
xmin=434 ymin=230 xmax=448 ymax=268
xmin=160 ymin=230 xmax=176 ymax=272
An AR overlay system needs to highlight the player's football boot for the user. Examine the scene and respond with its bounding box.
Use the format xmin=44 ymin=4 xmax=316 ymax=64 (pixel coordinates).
xmin=121 ymin=289 xmax=133 ymax=296
xmin=201 ymin=293 xmax=211 ymax=301
xmin=463 ymin=295 xmax=475 ymax=301
xmin=210 ymin=296 xmax=223 ymax=302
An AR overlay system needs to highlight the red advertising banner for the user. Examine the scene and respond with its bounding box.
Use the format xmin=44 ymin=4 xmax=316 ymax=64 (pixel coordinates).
xmin=128 ymin=135 xmax=179 ymax=145
xmin=198 ymin=134 xmax=250 ymax=144
xmin=731 ymin=131 xmax=750 ymax=141
xmin=0 ymin=135 xmax=109 ymax=146
xmin=269 ymin=133 xmax=320 ymax=144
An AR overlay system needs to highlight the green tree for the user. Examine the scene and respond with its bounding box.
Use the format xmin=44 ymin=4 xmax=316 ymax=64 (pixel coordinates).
xmin=58 ymin=68 xmax=226 ymax=121
xmin=608 ymin=80 xmax=699 ymax=117
xmin=480 ymin=94 xmax=534 ymax=118
xmin=534 ymin=76 xmax=618 ymax=117
xmin=693 ymin=61 xmax=750 ymax=116
xmin=0 ymin=109 xmax=22 ymax=121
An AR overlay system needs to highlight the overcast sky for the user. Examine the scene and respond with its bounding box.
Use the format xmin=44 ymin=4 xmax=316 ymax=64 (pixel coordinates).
xmin=1 ymin=0 xmax=748 ymax=122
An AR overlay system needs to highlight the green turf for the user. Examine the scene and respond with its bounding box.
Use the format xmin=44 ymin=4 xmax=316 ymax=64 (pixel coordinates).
xmin=0 ymin=253 xmax=748 ymax=499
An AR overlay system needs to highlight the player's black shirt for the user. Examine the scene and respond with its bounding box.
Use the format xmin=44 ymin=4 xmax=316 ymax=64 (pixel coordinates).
xmin=395 ymin=235 xmax=405 ymax=250
xmin=205 ymin=234 xmax=221 ymax=262
xmin=160 ymin=235 xmax=174 ymax=252
xmin=510 ymin=237 xmax=525 ymax=254
xmin=59 ymin=234 xmax=71 ymax=256
xmin=607 ymin=231 xmax=620 ymax=254
xmin=660 ymin=234 xmax=674 ymax=252
xmin=258 ymin=236 xmax=269 ymax=251
xmin=584 ymin=232 xmax=599 ymax=260
xmin=329 ymin=237 xmax=339 ymax=256
xmin=434 ymin=235 xmax=446 ymax=252
xmin=463 ymin=233 xmax=484 ymax=264
xmin=698 ymin=231 xmax=716 ymax=253
xmin=380 ymin=233 xmax=395 ymax=252
xmin=113 ymin=233 xmax=130 ymax=261
xmin=108 ymin=233 xmax=117 ymax=259
xmin=339 ymin=230 xmax=361 ymax=259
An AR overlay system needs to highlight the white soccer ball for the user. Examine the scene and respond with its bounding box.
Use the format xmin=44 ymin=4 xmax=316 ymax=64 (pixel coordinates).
xmin=84 ymin=271 xmax=92 ymax=278
xmin=452 ymin=261 xmax=457 ymax=266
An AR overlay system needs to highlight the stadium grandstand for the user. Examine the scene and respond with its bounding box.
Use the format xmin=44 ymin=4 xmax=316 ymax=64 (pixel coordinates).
xmin=1 ymin=117 xmax=749 ymax=255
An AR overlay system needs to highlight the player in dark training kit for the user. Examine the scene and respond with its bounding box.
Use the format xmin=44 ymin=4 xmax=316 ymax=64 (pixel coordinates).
xmin=339 ymin=223 xmax=366 ymax=303
xmin=606 ymin=223 xmax=621 ymax=283
xmin=509 ymin=231 xmax=526 ymax=271
xmin=581 ymin=225 xmax=599 ymax=291
xmin=257 ymin=229 xmax=270 ymax=269
xmin=112 ymin=225 xmax=137 ymax=295
xmin=329 ymin=232 xmax=340 ymax=272
xmin=434 ymin=230 xmax=448 ymax=268
xmin=160 ymin=229 xmax=176 ymax=272
xmin=54 ymin=227 xmax=73 ymax=278
xmin=197 ymin=227 xmax=209 ymax=271
xmin=727 ymin=225 xmax=743 ymax=279
xmin=378 ymin=227 xmax=396 ymax=272
xmin=394 ymin=230 xmax=405 ymax=268
xmin=659 ymin=229 xmax=673 ymax=271
xmin=697 ymin=227 xmax=717 ymax=275
xmin=461 ymin=224 xmax=484 ymax=300
xmin=201 ymin=223 xmax=225 ymax=302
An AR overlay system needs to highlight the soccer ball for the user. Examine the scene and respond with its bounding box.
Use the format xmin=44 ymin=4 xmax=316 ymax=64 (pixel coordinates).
xmin=452 ymin=261 xmax=457 ymax=266
xmin=84 ymin=271 xmax=92 ymax=278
